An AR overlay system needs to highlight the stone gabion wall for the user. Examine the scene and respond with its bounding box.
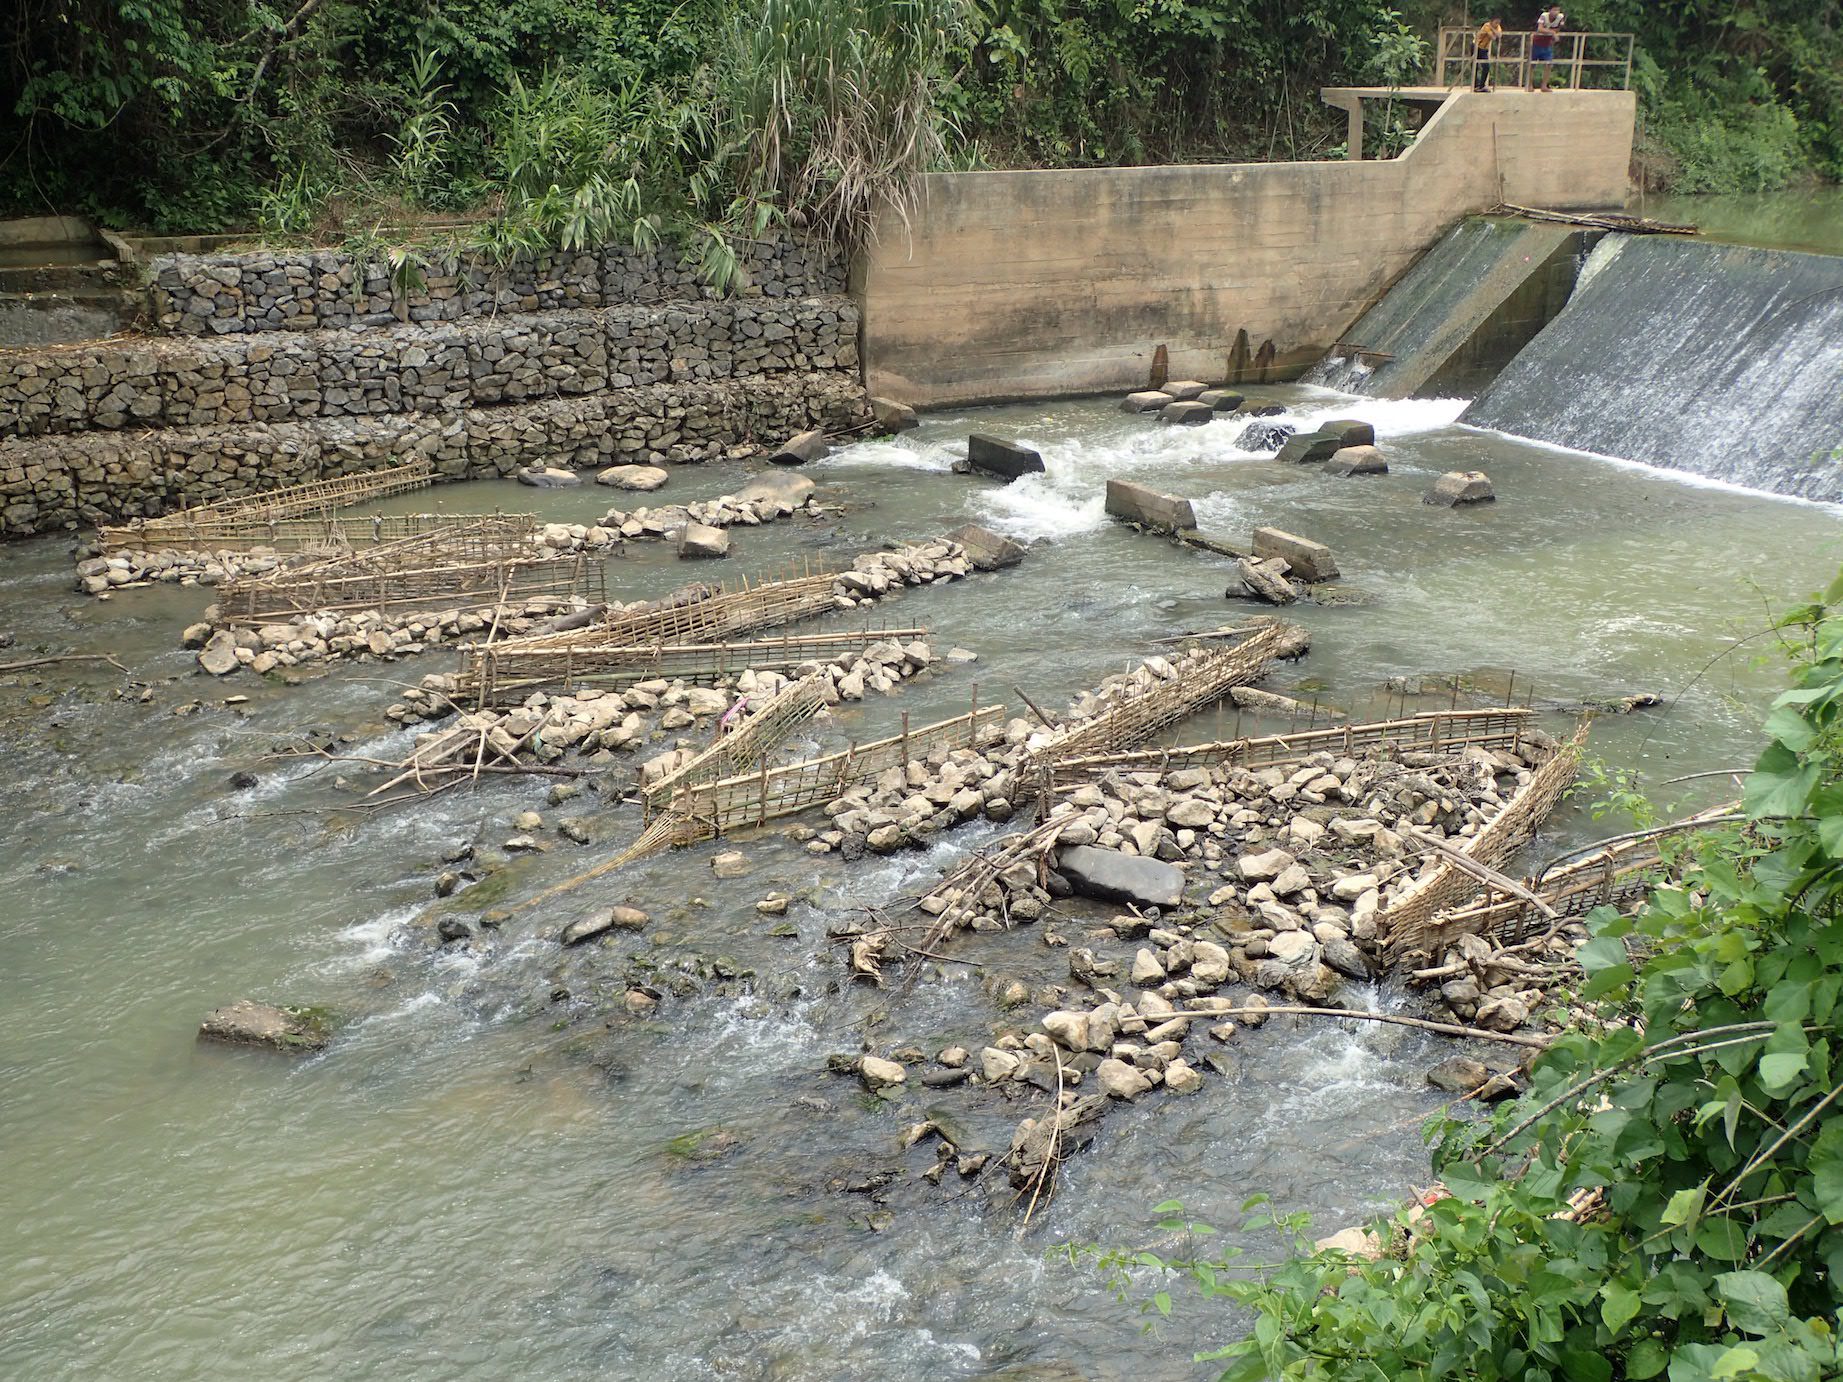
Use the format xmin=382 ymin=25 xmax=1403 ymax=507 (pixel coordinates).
xmin=149 ymin=237 xmax=846 ymax=336
xmin=0 ymin=373 xmax=870 ymax=535
xmin=0 ymin=298 xmax=860 ymax=439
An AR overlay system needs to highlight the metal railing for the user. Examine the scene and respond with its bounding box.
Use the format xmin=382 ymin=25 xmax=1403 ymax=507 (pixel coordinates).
xmin=1435 ymin=27 xmax=1634 ymax=92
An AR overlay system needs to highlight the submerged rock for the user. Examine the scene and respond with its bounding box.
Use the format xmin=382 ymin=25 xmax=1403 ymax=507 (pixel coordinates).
xmin=1425 ymin=471 xmax=1496 ymax=506
xmin=943 ymin=523 xmax=1026 ymax=571
xmin=197 ymin=1000 xmax=331 ymax=1054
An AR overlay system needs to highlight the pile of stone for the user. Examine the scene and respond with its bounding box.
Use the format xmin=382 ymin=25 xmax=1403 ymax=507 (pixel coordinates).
xmin=185 ymin=593 xmax=599 ymax=677
xmin=831 ymin=537 xmax=979 ymax=605
xmin=1415 ymin=923 xmax=1593 ymax=1034
xmin=594 ymin=472 xmax=817 ymax=543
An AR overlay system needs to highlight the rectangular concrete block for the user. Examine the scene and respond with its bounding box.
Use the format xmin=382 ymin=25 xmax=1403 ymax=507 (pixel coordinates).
xmin=1105 ymin=479 xmax=1196 ymax=531
xmin=966 ymin=432 xmax=1045 ymax=481
xmin=1252 ymin=526 xmax=1339 ymax=582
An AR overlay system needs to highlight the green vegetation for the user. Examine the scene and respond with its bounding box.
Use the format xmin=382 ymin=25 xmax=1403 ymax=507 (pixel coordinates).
xmin=1073 ymin=574 xmax=1843 ymax=1380
xmin=2 ymin=0 xmax=1836 ymax=247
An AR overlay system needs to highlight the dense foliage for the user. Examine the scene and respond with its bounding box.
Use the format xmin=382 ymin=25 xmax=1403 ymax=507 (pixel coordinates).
xmin=1077 ymin=574 xmax=1843 ymax=1381
xmin=2 ymin=0 xmax=1837 ymax=237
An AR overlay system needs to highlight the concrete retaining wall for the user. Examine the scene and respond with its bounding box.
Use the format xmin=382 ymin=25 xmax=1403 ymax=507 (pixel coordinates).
xmin=0 ymin=298 xmax=859 ymax=438
xmin=149 ymin=238 xmax=845 ymax=335
xmin=857 ymin=89 xmax=1636 ymax=405
xmin=0 ymin=374 xmax=869 ymax=535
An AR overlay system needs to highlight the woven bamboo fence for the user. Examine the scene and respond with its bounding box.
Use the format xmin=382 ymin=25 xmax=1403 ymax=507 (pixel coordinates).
xmin=1414 ymin=802 xmax=1736 ymax=953
xmin=642 ymin=676 xmax=829 ymax=811
xmin=100 ymin=509 xmax=534 ymax=556
xmin=100 ymin=460 xmax=433 ymax=550
xmin=217 ymin=549 xmax=606 ymax=624
xmin=455 ymin=626 xmax=927 ymax=705
xmin=1380 ymin=719 xmax=1591 ymax=962
xmin=1052 ymin=708 xmax=1535 ymax=778
xmin=1027 ymin=623 xmax=1289 ymax=769
xmin=615 ymin=701 xmax=1007 ymax=865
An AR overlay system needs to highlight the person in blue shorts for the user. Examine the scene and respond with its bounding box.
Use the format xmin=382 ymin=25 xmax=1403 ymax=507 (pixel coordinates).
xmin=1531 ymin=5 xmax=1564 ymax=90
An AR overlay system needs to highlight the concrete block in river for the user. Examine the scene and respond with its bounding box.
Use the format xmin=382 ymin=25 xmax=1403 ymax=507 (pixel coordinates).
xmin=1057 ymin=845 xmax=1185 ymax=908
xmin=1159 ymin=400 xmax=1216 ymax=426
xmin=1274 ymin=431 xmax=1342 ymax=464
xmin=1424 ymin=470 xmax=1496 ymax=506
xmin=768 ymin=427 xmax=829 ymax=465
xmin=1104 ymin=478 xmax=1196 ymax=531
xmin=1234 ymin=419 xmax=1294 ymax=452
xmin=1318 ymin=418 xmax=1376 ymax=447
xmin=1198 ymin=389 xmax=1244 ymax=411
xmin=1252 ymin=526 xmax=1339 ymax=582
xmin=944 ymin=523 xmax=1026 ymax=570
xmin=1120 ymin=390 xmax=1173 ymax=413
xmin=966 ymin=433 xmax=1044 ymax=481
xmin=678 ymin=520 xmax=731 ymax=558
xmin=1162 ymin=380 xmax=1209 ymax=401
xmin=1235 ymin=398 xmax=1287 ymax=416
xmin=1327 ymin=444 xmax=1387 ymax=476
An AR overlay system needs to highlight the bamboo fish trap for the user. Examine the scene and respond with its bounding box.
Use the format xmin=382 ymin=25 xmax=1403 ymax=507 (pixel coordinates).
xmin=100 ymin=460 xmax=434 ymax=551
xmin=1379 ymin=718 xmax=1591 ymax=963
xmin=216 ymin=548 xmax=606 ymax=625
xmin=99 ymin=509 xmax=534 ymax=557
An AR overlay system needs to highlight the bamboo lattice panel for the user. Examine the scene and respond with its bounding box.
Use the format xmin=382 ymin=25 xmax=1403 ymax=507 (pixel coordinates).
xmin=103 ymin=460 xmax=434 ymax=550
xmin=1380 ymin=719 xmax=1591 ymax=962
xmin=217 ymin=551 xmax=607 ymax=624
xmin=1053 ymin=709 xmax=1535 ymax=778
xmin=457 ymin=627 xmax=927 ymax=705
xmin=643 ymin=676 xmax=829 ymax=810
xmin=100 ymin=510 xmax=534 ymax=556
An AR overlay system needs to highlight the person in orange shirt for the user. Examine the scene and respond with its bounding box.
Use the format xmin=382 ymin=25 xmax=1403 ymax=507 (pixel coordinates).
xmin=1473 ymin=17 xmax=1505 ymax=91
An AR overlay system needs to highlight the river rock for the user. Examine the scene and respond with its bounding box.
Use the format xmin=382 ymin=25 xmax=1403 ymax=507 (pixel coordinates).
xmin=966 ymin=433 xmax=1045 ymax=481
xmin=1096 ymin=1057 xmax=1153 ymax=1099
xmin=198 ymin=1000 xmax=330 ymax=1054
xmin=1163 ymin=1058 xmax=1204 ymax=1094
xmin=1426 ymin=1055 xmax=1490 ymax=1093
xmin=596 ymin=464 xmax=670 ymax=491
xmin=710 ymin=850 xmax=750 ymax=878
xmin=1322 ymin=936 xmax=1370 ymax=980
xmin=1425 ymin=470 xmax=1496 ymax=506
xmin=769 ymin=428 xmax=829 ymax=465
xmin=1235 ymin=419 xmax=1294 ymax=451
xmin=1043 ymin=1010 xmax=1090 ymax=1050
xmin=733 ymin=471 xmax=815 ymax=509
xmin=1318 ymin=418 xmax=1376 ymax=447
xmin=197 ymin=630 xmax=240 ymax=676
xmin=516 ymin=465 xmax=583 ymax=488
xmin=1328 ymin=444 xmax=1388 ymax=476
xmin=1237 ymin=847 xmax=1295 ymax=881
xmin=1120 ymin=390 xmax=1173 ymax=413
xmin=1131 ymin=948 xmax=1168 ymax=986
xmin=981 ymin=1047 xmax=1021 ymax=1082
xmin=870 ymin=396 xmax=920 ymax=432
xmin=859 ymin=1055 xmax=907 ymax=1090
xmin=1269 ymin=931 xmax=1318 ymax=967
xmin=944 ymin=523 xmax=1026 ymax=571
xmin=678 ymin=521 xmax=730 ymax=559
xmin=1056 ymin=845 xmax=1184 ymax=908
xmin=561 ymin=911 xmax=617 ymax=945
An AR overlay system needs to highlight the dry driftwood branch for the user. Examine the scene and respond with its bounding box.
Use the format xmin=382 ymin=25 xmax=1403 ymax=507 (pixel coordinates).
xmin=1167 ymin=1004 xmax=1552 ymax=1049
xmin=0 ymin=652 xmax=129 ymax=675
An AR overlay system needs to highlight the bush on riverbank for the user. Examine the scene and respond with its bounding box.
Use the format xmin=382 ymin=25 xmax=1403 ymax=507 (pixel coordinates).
xmin=1078 ymin=574 xmax=1843 ymax=1381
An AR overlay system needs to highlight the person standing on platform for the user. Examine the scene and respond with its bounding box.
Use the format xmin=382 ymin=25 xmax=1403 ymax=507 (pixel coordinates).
xmin=1532 ymin=5 xmax=1565 ymax=90
xmin=1472 ymin=16 xmax=1504 ymax=91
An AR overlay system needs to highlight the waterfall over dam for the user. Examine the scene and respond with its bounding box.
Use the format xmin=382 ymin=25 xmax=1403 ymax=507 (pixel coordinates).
xmin=1462 ymin=235 xmax=1843 ymax=500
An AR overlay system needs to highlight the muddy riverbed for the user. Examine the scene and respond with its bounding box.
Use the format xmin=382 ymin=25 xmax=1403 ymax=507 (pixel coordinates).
xmin=3 ymin=386 xmax=1840 ymax=1380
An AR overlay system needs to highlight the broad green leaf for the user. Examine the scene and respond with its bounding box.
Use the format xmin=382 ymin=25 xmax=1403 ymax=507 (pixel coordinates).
xmin=1697 ymin=1217 xmax=1749 ymax=1261
xmin=1710 ymin=1346 xmax=1761 ymax=1379
xmin=1810 ymin=1122 xmax=1843 ymax=1225
xmin=1714 ymin=1270 xmax=1789 ymax=1336
xmin=1758 ymin=1050 xmax=1808 ymax=1093
xmin=1764 ymin=704 xmax=1818 ymax=753
xmin=1661 ymin=1184 xmax=1707 ymax=1227
xmin=1626 ymin=1339 xmax=1668 ymax=1379
xmin=1601 ymin=1282 xmax=1641 ymax=1332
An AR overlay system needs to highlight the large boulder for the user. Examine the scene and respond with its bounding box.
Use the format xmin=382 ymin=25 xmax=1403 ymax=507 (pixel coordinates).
xmin=870 ymin=396 xmax=919 ymax=433
xmin=516 ymin=466 xmax=583 ymax=488
xmin=1235 ymin=419 xmax=1294 ymax=452
xmin=944 ymin=523 xmax=1026 ymax=571
xmin=966 ymin=433 xmax=1045 ymax=481
xmin=768 ymin=428 xmax=829 ymax=466
xmin=1252 ymin=526 xmax=1339 ymax=582
xmin=1275 ymin=431 xmax=1343 ymax=464
xmin=596 ymin=464 xmax=670 ymax=491
xmin=733 ymin=471 xmax=815 ymax=509
xmin=1120 ymin=390 xmax=1174 ymax=414
xmin=198 ymin=1000 xmax=331 ymax=1054
xmin=677 ymin=522 xmax=731 ymax=559
xmin=1057 ymin=845 xmax=1185 ymax=909
xmin=197 ymin=630 xmax=240 ymax=676
xmin=1425 ymin=471 xmax=1496 ymax=506
xmin=1105 ymin=479 xmax=1196 ymax=531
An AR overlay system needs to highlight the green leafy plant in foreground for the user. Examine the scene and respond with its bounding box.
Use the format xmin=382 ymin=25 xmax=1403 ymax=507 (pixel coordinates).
xmin=1073 ymin=573 xmax=1843 ymax=1381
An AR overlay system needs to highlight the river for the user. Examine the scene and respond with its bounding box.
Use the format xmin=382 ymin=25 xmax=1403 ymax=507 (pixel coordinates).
xmin=3 ymin=379 xmax=1841 ymax=1379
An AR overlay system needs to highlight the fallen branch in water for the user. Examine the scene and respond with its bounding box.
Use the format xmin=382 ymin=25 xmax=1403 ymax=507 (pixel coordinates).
xmin=1166 ymin=1004 xmax=1552 ymax=1049
xmin=0 ymin=652 xmax=129 ymax=675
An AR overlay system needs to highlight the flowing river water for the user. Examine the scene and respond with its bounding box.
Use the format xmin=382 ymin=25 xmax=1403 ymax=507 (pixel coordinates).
xmin=4 ymin=381 xmax=1842 ymax=1380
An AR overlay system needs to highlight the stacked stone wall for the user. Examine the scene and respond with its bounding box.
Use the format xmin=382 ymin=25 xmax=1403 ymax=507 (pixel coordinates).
xmin=149 ymin=238 xmax=845 ymax=336
xmin=0 ymin=299 xmax=860 ymax=438
xmin=0 ymin=375 xmax=870 ymax=535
